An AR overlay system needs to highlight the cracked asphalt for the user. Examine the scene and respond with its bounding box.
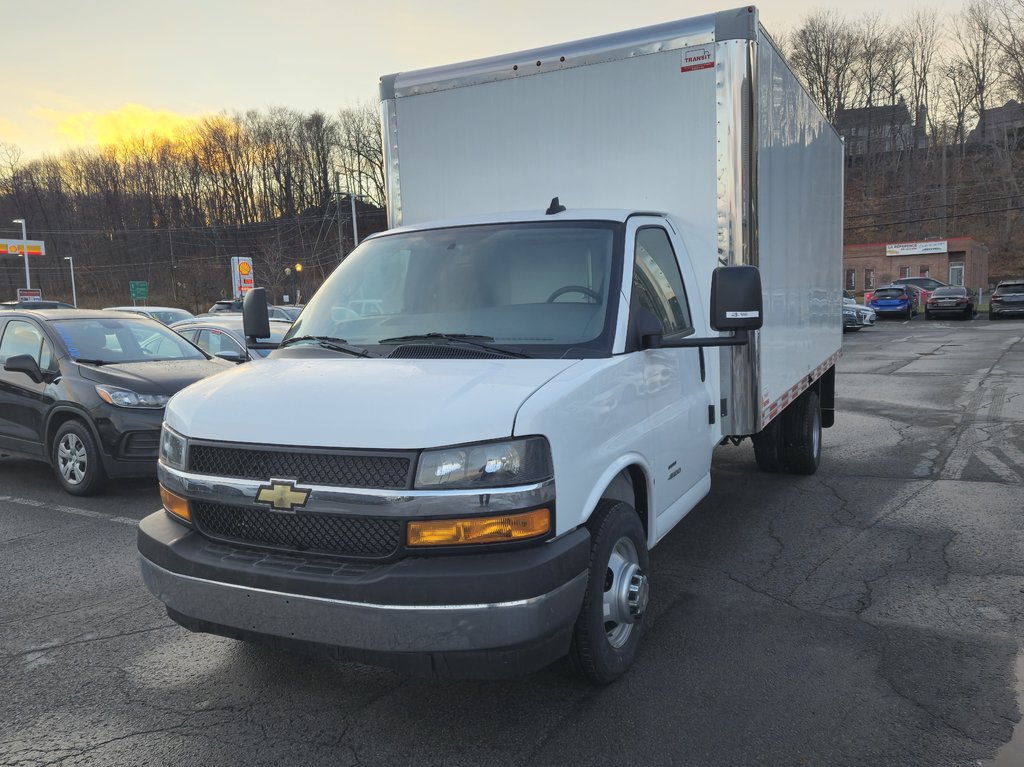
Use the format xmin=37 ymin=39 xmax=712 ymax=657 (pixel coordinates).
xmin=2 ymin=317 xmax=1022 ymax=766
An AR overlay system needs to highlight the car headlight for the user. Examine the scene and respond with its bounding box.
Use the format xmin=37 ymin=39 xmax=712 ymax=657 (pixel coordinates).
xmin=96 ymin=385 xmax=170 ymax=409
xmin=159 ymin=425 xmax=188 ymax=470
xmin=415 ymin=437 xmax=553 ymax=489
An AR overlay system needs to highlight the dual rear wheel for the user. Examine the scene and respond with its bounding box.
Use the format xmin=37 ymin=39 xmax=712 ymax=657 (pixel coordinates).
xmin=751 ymin=390 xmax=822 ymax=475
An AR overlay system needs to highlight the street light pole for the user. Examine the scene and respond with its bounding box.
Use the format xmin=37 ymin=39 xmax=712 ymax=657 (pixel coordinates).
xmin=12 ymin=218 xmax=30 ymax=290
xmin=64 ymin=256 xmax=77 ymax=307
xmin=349 ymin=194 xmax=360 ymax=248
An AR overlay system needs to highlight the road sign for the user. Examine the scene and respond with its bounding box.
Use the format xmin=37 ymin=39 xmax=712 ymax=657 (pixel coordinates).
xmin=17 ymin=288 xmax=42 ymax=301
xmin=231 ymin=257 xmax=255 ymax=298
xmin=129 ymin=281 xmax=149 ymax=301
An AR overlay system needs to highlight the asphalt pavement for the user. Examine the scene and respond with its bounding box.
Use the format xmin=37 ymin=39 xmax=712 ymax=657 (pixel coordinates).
xmin=1 ymin=315 xmax=1022 ymax=766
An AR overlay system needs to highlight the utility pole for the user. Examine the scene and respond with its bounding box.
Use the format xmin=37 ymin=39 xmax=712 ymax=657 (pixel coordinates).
xmin=335 ymin=172 xmax=345 ymax=264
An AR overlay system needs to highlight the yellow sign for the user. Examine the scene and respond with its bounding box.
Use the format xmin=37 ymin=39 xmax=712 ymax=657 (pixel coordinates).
xmin=238 ymin=261 xmax=251 ymax=276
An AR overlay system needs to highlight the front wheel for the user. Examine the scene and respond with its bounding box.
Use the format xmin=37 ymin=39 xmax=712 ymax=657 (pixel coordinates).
xmin=51 ymin=421 xmax=106 ymax=496
xmin=925 ymin=311 xmax=933 ymax=321
xmin=569 ymin=500 xmax=650 ymax=684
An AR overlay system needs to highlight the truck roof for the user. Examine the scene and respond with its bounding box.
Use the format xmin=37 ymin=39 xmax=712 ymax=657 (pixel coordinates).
xmin=364 ymin=207 xmax=662 ymax=239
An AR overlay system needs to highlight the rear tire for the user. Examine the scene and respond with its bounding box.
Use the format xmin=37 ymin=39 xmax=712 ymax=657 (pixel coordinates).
xmin=925 ymin=310 xmax=933 ymax=321
xmin=783 ymin=391 xmax=822 ymax=475
xmin=989 ymin=311 xmax=998 ymax=321
xmin=569 ymin=500 xmax=649 ymax=685
xmin=51 ymin=420 xmax=106 ymax=496
xmin=752 ymin=416 xmax=788 ymax=473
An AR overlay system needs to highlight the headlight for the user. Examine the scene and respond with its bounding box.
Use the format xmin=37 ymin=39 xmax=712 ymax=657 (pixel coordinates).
xmin=415 ymin=437 xmax=553 ymax=489
xmin=95 ymin=385 xmax=170 ymax=409
xmin=159 ymin=425 xmax=188 ymax=470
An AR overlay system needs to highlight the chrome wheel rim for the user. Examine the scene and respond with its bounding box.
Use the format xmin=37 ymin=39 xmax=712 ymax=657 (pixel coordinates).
xmin=603 ymin=537 xmax=648 ymax=649
xmin=57 ymin=433 xmax=87 ymax=485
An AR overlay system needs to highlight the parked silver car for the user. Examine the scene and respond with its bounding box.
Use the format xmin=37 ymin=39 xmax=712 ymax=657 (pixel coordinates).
xmin=169 ymin=315 xmax=291 ymax=362
xmin=843 ymin=292 xmax=876 ymax=331
xmin=104 ymin=306 xmax=195 ymax=325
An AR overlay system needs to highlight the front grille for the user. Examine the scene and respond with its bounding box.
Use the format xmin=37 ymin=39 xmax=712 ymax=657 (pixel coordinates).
xmin=188 ymin=444 xmax=412 ymax=488
xmin=192 ymin=502 xmax=403 ymax=559
xmin=121 ymin=430 xmax=160 ymax=458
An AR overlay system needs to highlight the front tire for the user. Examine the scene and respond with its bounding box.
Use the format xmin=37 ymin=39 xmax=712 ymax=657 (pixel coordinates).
xmin=925 ymin=310 xmax=933 ymax=321
xmin=51 ymin=421 xmax=106 ymax=496
xmin=569 ymin=500 xmax=649 ymax=685
xmin=783 ymin=391 xmax=822 ymax=475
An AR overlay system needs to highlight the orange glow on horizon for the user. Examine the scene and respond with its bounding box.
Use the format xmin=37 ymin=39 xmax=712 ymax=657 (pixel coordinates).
xmin=49 ymin=103 xmax=206 ymax=149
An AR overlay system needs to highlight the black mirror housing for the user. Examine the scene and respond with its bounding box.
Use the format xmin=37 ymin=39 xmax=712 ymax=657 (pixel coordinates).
xmin=4 ymin=353 xmax=45 ymax=384
xmin=242 ymin=288 xmax=271 ymax=341
xmin=710 ymin=265 xmax=763 ymax=332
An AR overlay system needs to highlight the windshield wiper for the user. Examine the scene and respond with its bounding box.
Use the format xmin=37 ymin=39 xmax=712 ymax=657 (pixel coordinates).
xmin=377 ymin=333 xmax=532 ymax=358
xmin=280 ymin=335 xmax=375 ymax=357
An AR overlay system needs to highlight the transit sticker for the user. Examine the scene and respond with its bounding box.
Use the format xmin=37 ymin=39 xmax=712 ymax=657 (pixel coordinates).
xmin=681 ymin=46 xmax=714 ymax=73
xmin=726 ymin=311 xmax=760 ymax=318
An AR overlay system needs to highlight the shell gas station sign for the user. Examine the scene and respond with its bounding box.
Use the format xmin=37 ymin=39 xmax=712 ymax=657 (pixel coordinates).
xmin=231 ymin=257 xmax=255 ymax=298
xmin=0 ymin=239 xmax=45 ymax=257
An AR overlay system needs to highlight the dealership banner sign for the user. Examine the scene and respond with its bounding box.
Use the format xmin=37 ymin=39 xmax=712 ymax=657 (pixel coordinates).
xmin=886 ymin=240 xmax=947 ymax=256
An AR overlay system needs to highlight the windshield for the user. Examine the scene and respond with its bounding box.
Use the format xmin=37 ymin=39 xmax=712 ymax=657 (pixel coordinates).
xmin=285 ymin=222 xmax=621 ymax=356
xmin=52 ymin=317 xmax=208 ymax=363
xmin=931 ymin=287 xmax=966 ymax=297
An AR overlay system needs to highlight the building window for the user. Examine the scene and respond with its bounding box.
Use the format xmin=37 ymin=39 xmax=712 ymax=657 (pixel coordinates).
xmin=900 ymin=266 xmax=911 ymax=278
xmin=846 ymin=269 xmax=856 ymax=290
xmin=919 ymin=265 xmax=930 ymax=278
xmin=949 ymin=263 xmax=964 ymax=286
xmin=864 ymin=268 xmax=874 ymax=290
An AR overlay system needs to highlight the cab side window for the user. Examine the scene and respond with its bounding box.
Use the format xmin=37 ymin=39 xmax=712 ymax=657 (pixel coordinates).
xmin=0 ymin=320 xmax=53 ymax=368
xmin=632 ymin=228 xmax=693 ymax=336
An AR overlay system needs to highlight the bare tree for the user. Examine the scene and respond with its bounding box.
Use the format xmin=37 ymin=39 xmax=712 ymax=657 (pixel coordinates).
xmin=952 ymin=0 xmax=1000 ymax=119
xmin=789 ymin=10 xmax=860 ymax=123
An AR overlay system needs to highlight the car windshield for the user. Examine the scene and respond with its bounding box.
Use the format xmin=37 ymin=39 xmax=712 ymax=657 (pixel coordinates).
xmin=52 ymin=317 xmax=207 ymax=363
xmin=931 ymin=287 xmax=966 ymax=297
xmin=874 ymin=288 xmax=904 ymax=298
xmin=285 ymin=221 xmax=620 ymax=356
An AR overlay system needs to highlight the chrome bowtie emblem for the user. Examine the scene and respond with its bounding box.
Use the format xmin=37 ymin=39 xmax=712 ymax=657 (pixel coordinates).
xmin=255 ymin=479 xmax=311 ymax=512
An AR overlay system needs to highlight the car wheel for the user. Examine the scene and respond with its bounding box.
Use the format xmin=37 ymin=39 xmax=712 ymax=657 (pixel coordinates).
xmin=925 ymin=311 xmax=933 ymax=321
xmin=569 ymin=500 xmax=649 ymax=685
xmin=907 ymin=306 xmax=914 ymax=320
xmin=989 ymin=311 xmax=997 ymax=321
xmin=51 ymin=420 xmax=106 ymax=496
xmin=783 ymin=390 xmax=822 ymax=475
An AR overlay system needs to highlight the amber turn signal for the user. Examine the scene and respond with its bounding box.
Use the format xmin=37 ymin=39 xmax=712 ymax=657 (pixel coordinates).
xmin=407 ymin=508 xmax=550 ymax=547
xmin=160 ymin=485 xmax=191 ymax=522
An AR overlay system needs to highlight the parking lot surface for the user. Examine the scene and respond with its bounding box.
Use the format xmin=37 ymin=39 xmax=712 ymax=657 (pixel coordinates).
xmin=2 ymin=317 xmax=1022 ymax=766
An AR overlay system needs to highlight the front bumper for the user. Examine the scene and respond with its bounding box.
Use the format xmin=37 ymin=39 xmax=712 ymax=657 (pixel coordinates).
xmin=138 ymin=511 xmax=590 ymax=677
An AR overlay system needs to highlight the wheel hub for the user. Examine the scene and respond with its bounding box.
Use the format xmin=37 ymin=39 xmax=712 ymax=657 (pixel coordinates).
xmin=626 ymin=568 xmax=649 ymax=619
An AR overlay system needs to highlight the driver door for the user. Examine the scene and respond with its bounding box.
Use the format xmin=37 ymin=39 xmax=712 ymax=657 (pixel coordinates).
xmin=0 ymin=318 xmax=55 ymax=457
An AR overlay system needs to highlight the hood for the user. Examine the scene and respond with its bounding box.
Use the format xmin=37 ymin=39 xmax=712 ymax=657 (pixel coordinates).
xmin=75 ymin=357 xmax=233 ymax=393
xmin=164 ymin=357 xmax=579 ymax=449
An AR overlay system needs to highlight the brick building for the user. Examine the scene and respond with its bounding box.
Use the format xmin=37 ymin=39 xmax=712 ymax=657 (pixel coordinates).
xmin=843 ymin=238 xmax=990 ymax=296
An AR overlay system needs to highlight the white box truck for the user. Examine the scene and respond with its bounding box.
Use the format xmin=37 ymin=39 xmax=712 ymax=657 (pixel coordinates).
xmin=139 ymin=6 xmax=843 ymax=683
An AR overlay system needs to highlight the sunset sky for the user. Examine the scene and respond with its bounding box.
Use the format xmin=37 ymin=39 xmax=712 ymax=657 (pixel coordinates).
xmin=5 ymin=0 xmax=970 ymax=159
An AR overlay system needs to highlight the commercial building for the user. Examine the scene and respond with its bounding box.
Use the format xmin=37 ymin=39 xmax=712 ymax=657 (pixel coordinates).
xmin=843 ymin=238 xmax=990 ymax=295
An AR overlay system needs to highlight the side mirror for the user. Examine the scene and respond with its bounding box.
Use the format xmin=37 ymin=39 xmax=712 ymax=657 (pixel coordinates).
xmin=710 ymin=265 xmax=763 ymax=332
xmin=242 ymin=288 xmax=270 ymax=342
xmin=4 ymin=353 xmax=46 ymax=384
xmin=214 ymin=350 xmax=246 ymax=364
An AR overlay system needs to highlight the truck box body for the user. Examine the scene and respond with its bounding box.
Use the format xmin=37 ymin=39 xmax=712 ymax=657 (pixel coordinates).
xmin=138 ymin=6 xmax=844 ymax=681
xmin=381 ymin=6 xmax=843 ymax=435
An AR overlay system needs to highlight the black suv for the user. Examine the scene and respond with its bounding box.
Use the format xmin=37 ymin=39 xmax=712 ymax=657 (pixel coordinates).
xmin=0 ymin=310 xmax=231 ymax=495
